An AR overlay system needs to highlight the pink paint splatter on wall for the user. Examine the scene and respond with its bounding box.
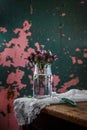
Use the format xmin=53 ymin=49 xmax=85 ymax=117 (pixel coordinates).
xmin=0 ymin=21 xmax=36 ymax=130
xmin=58 ymin=77 xmax=79 ymax=93
xmin=75 ymin=48 xmax=80 ymax=52
xmin=0 ymin=20 xmax=47 ymax=95
xmin=77 ymin=59 xmax=83 ymax=64
xmin=70 ymin=56 xmax=77 ymax=64
xmin=61 ymin=12 xmax=66 ymax=17
xmin=0 ymin=87 xmax=18 ymax=130
xmin=35 ymin=42 xmax=41 ymax=51
xmin=6 ymin=69 xmax=26 ymax=89
xmin=28 ymin=75 xmax=33 ymax=84
xmin=0 ymin=21 xmax=34 ymax=90
xmin=83 ymin=49 xmax=87 ymax=58
xmin=83 ymin=52 xmax=87 ymax=58
xmin=69 ymin=74 xmax=74 ymax=78
xmin=52 ymin=75 xmax=60 ymax=91
xmin=0 ymin=27 xmax=7 ymax=33
xmin=70 ymin=48 xmax=87 ymax=65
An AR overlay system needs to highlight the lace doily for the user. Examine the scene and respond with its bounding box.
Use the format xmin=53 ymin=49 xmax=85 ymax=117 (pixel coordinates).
xmin=13 ymin=89 xmax=87 ymax=126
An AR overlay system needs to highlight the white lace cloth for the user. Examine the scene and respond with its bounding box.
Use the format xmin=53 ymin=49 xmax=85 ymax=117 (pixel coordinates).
xmin=13 ymin=89 xmax=87 ymax=126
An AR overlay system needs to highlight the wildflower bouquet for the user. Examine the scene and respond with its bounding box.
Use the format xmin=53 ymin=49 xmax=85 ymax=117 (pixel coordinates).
xmin=28 ymin=50 xmax=57 ymax=71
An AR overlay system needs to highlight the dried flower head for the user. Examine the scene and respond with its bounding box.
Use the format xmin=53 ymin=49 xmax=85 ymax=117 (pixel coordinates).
xmin=28 ymin=50 xmax=57 ymax=66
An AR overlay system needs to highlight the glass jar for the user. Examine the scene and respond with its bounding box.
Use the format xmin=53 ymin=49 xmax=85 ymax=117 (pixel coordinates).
xmin=33 ymin=64 xmax=52 ymax=98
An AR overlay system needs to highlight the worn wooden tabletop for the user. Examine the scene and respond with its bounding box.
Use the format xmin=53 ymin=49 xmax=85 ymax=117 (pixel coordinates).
xmin=41 ymin=101 xmax=87 ymax=127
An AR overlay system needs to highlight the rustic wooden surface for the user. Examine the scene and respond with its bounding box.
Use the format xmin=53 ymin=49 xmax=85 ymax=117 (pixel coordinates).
xmin=41 ymin=101 xmax=87 ymax=127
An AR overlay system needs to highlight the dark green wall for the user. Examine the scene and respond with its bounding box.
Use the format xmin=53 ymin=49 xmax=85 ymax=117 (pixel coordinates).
xmin=0 ymin=0 xmax=87 ymax=96
xmin=0 ymin=0 xmax=87 ymax=130
xmin=0 ymin=0 xmax=87 ymax=94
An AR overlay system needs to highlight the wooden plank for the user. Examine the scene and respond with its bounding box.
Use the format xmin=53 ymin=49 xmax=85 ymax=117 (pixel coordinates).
xmin=41 ymin=101 xmax=87 ymax=127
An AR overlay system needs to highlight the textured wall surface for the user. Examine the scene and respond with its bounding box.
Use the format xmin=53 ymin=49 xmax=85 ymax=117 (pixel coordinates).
xmin=0 ymin=0 xmax=87 ymax=130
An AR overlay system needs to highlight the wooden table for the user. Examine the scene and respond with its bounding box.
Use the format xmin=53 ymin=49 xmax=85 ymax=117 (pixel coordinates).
xmin=42 ymin=101 xmax=87 ymax=127
xmin=22 ymin=101 xmax=87 ymax=130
